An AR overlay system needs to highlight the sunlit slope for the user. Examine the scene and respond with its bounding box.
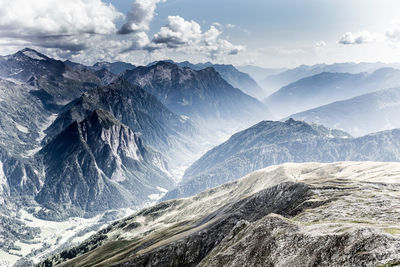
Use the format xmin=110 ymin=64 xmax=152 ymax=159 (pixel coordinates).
xmin=43 ymin=161 xmax=400 ymax=266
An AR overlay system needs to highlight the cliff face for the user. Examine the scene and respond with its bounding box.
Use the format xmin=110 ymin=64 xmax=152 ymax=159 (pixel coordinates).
xmin=35 ymin=110 xmax=174 ymax=218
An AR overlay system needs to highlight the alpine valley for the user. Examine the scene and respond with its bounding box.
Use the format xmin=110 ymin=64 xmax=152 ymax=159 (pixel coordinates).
xmin=2 ymin=44 xmax=400 ymax=267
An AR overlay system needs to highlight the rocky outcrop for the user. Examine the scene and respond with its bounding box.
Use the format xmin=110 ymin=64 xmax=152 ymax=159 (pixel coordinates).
xmin=40 ymin=162 xmax=400 ymax=266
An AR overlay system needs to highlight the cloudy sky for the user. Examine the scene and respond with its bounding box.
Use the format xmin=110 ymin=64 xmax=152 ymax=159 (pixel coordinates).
xmin=0 ymin=0 xmax=400 ymax=67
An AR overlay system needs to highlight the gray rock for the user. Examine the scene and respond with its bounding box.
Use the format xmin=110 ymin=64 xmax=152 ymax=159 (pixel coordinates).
xmin=35 ymin=109 xmax=174 ymax=218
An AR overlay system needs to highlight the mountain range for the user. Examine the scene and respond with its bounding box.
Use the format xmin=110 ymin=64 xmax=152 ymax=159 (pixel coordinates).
xmin=122 ymin=61 xmax=269 ymax=130
xmin=149 ymin=60 xmax=266 ymax=99
xmin=164 ymin=118 xmax=400 ymax=200
xmin=3 ymin=47 xmax=400 ymax=266
xmin=261 ymin=62 xmax=400 ymax=94
xmin=236 ymin=65 xmax=287 ymax=84
xmin=264 ymin=67 xmax=400 ymax=117
xmin=289 ymin=86 xmax=400 ymax=136
xmin=0 ymin=48 xmax=108 ymax=110
xmin=43 ymin=77 xmax=195 ymax=167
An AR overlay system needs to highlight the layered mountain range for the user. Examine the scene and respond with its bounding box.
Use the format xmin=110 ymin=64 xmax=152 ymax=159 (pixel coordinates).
xmin=261 ymin=62 xmax=400 ymax=94
xmin=122 ymin=61 xmax=269 ymax=137
xmin=0 ymin=49 xmax=275 ymax=264
xmin=43 ymin=77 xmax=196 ymax=170
xmin=3 ymin=47 xmax=400 ymax=266
xmin=265 ymin=68 xmax=400 ymax=117
xmin=164 ymin=118 xmax=400 ymax=200
xmin=289 ymin=86 xmax=400 ymax=136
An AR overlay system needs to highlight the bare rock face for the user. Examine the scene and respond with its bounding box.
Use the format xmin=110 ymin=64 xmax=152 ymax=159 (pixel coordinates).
xmin=35 ymin=109 xmax=174 ymax=219
xmin=41 ymin=162 xmax=400 ymax=266
xmin=44 ymin=78 xmax=197 ymax=171
xmin=200 ymin=216 xmax=400 ymax=267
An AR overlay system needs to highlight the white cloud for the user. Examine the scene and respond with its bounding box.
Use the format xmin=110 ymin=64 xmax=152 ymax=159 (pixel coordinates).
xmin=0 ymin=0 xmax=244 ymax=63
xmin=386 ymin=21 xmax=400 ymax=42
xmin=153 ymin=16 xmax=202 ymax=47
xmin=0 ymin=0 xmax=122 ymax=37
xmin=226 ymin=24 xmax=236 ymax=29
xmin=338 ymin=31 xmax=376 ymax=45
xmin=277 ymin=48 xmax=307 ymax=55
xmin=0 ymin=0 xmax=122 ymax=52
xmin=118 ymin=0 xmax=164 ymax=34
xmin=315 ymin=41 xmax=326 ymax=47
xmin=152 ymin=16 xmax=244 ymax=58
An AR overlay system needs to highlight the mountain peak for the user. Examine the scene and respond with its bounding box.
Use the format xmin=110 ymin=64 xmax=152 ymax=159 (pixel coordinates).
xmin=86 ymin=109 xmax=122 ymax=129
xmin=285 ymin=118 xmax=296 ymax=124
xmin=154 ymin=60 xmax=178 ymax=68
xmin=16 ymin=48 xmax=48 ymax=61
xmin=108 ymin=76 xmax=135 ymax=88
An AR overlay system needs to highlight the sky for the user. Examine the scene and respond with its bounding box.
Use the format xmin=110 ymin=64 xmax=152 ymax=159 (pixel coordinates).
xmin=0 ymin=0 xmax=400 ymax=68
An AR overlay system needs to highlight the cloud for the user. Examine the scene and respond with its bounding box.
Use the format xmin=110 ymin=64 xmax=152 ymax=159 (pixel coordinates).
xmin=315 ymin=41 xmax=326 ymax=47
xmin=226 ymin=24 xmax=236 ymax=29
xmin=0 ymin=0 xmax=244 ymax=63
xmin=277 ymin=48 xmax=307 ymax=55
xmin=386 ymin=21 xmax=400 ymax=42
xmin=151 ymin=16 xmax=244 ymax=58
xmin=118 ymin=0 xmax=164 ymax=34
xmin=0 ymin=0 xmax=122 ymax=37
xmin=153 ymin=16 xmax=201 ymax=47
xmin=338 ymin=31 xmax=375 ymax=45
xmin=0 ymin=0 xmax=122 ymax=52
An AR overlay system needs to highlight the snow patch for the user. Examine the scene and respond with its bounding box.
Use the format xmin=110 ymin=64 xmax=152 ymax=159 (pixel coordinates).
xmin=148 ymin=186 xmax=169 ymax=201
xmin=36 ymin=114 xmax=58 ymax=143
xmin=22 ymin=50 xmax=46 ymax=60
xmin=157 ymin=186 xmax=168 ymax=193
xmin=15 ymin=122 xmax=29 ymax=133
xmin=148 ymin=194 xmax=161 ymax=201
xmin=180 ymin=115 xmax=190 ymax=121
xmin=179 ymin=98 xmax=190 ymax=106
xmin=17 ymin=209 xmax=109 ymax=264
xmin=23 ymin=147 xmax=42 ymax=157
xmin=0 ymin=161 xmax=7 ymax=194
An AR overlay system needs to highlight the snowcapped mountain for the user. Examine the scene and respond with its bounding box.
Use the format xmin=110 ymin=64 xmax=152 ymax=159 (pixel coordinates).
xmin=40 ymin=161 xmax=400 ymax=266
xmin=261 ymin=62 xmax=400 ymax=94
xmin=123 ymin=61 xmax=269 ymax=130
xmin=164 ymin=119 xmax=400 ymax=200
xmin=288 ymin=86 xmax=400 ymax=136
xmin=264 ymin=68 xmax=400 ymax=117
xmin=35 ymin=109 xmax=174 ymax=218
